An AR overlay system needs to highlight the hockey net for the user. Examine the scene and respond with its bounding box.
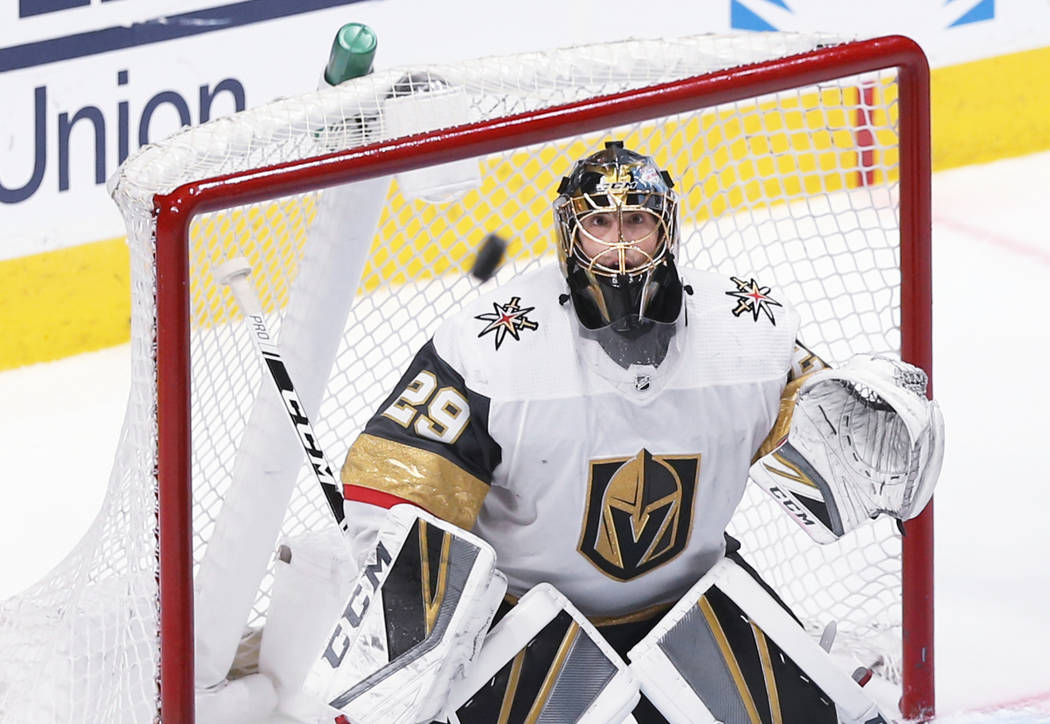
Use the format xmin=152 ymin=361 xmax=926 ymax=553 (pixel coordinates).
xmin=0 ymin=32 xmax=932 ymax=722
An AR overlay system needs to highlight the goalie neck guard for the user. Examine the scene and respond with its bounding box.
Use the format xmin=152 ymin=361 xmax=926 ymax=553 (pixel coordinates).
xmin=554 ymin=141 xmax=684 ymax=369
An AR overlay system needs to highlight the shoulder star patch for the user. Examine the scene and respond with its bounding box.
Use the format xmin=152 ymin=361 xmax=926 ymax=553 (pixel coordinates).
xmin=475 ymin=296 xmax=539 ymax=349
xmin=725 ymin=276 xmax=783 ymax=325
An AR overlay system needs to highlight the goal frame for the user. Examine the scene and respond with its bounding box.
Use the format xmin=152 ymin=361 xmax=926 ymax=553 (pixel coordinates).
xmin=153 ymin=34 xmax=933 ymax=723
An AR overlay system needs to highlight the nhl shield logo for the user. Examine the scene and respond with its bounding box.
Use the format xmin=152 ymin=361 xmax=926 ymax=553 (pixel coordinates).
xmin=578 ymin=449 xmax=699 ymax=580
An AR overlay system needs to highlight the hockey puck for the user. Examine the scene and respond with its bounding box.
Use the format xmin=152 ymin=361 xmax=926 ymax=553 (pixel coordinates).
xmin=471 ymin=233 xmax=507 ymax=282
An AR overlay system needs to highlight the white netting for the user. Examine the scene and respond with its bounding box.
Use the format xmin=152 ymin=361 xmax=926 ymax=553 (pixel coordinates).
xmin=0 ymin=32 xmax=926 ymax=722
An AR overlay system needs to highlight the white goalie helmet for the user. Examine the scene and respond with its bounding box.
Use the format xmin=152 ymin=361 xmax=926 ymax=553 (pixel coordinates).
xmin=553 ymin=141 xmax=684 ymax=370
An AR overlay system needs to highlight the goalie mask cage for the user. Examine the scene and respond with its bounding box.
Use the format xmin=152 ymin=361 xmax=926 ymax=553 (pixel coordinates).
xmin=0 ymin=33 xmax=932 ymax=723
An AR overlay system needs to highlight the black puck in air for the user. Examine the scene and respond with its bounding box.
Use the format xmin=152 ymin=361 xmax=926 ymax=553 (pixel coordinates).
xmin=471 ymin=233 xmax=507 ymax=282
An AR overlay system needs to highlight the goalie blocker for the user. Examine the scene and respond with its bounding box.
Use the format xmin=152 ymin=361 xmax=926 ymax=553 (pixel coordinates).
xmin=289 ymin=505 xmax=506 ymax=724
xmin=289 ymin=506 xmax=638 ymax=723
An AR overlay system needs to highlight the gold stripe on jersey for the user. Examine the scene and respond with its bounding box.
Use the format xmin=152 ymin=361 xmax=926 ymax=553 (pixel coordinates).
xmin=699 ymin=595 xmax=762 ymax=724
xmin=757 ymin=341 xmax=830 ymax=463
xmin=752 ymin=374 xmax=812 ymax=463
xmin=341 ymin=433 xmax=488 ymax=530
xmin=752 ymin=622 xmax=783 ymax=724
xmin=499 ymin=592 xmax=673 ymax=627
xmin=588 ymin=599 xmax=674 ymax=627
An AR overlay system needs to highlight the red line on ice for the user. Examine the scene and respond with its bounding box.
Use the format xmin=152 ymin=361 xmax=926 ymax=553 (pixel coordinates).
xmin=935 ymin=214 xmax=1050 ymax=267
xmin=972 ymin=689 xmax=1050 ymax=715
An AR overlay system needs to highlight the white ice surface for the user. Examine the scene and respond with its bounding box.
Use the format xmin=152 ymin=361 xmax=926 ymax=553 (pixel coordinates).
xmin=1 ymin=151 xmax=1049 ymax=722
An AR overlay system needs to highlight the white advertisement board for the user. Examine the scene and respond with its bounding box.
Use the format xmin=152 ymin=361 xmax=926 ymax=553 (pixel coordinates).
xmin=1 ymin=0 xmax=1049 ymax=261
xmin=1 ymin=1 xmax=383 ymax=259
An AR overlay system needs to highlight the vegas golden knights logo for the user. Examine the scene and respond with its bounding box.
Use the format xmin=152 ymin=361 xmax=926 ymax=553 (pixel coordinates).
xmin=578 ymin=449 xmax=699 ymax=580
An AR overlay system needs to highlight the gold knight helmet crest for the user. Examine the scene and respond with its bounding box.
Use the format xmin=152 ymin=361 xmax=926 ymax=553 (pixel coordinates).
xmin=579 ymin=449 xmax=699 ymax=580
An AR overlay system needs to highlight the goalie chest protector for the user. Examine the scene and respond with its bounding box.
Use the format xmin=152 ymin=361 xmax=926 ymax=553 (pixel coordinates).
xmin=375 ymin=264 xmax=800 ymax=619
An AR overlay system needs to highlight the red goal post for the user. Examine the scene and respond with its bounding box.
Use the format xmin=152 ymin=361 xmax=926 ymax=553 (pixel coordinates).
xmin=0 ymin=32 xmax=932 ymax=724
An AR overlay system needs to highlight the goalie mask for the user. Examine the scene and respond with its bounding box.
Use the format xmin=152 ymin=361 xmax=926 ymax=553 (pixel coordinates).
xmin=554 ymin=142 xmax=684 ymax=370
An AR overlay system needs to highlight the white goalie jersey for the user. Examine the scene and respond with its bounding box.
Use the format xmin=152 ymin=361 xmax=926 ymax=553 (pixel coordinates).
xmin=341 ymin=263 xmax=801 ymax=618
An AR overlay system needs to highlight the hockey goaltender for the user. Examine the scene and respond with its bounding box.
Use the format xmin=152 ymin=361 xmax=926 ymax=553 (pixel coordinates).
xmin=207 ymin=142 xmax=944 ymax=724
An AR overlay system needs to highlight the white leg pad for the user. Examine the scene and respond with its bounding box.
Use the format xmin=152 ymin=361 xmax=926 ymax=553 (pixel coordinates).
xmin=444 ymin=583 xmax=640 ymax=724
xmin=628 ymin=558 xmax=892 ymax=724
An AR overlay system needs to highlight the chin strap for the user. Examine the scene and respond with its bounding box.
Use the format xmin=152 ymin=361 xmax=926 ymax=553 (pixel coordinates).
xmin=566 ymin=255 xmax=683 ymax=331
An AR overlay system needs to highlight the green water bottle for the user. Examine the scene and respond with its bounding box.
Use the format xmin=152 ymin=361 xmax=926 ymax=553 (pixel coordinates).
xmin=324 ymin=22 xmax=377 ymax=85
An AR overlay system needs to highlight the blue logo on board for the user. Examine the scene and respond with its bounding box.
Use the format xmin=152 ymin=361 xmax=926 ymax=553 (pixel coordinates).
xmin=730 ymin=0 xmax=790 ymax=31
xmin=729 ymin=0 xmax=995 ymax=31
xmin=944 ymin=0 xmax=995 ymax=27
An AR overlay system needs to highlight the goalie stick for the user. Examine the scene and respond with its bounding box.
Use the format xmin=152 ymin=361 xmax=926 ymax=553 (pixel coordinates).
xmin=215 ymin=261 xmax=505 ymax=724
xmin=215 ymin=256 xmax=348 ymax=534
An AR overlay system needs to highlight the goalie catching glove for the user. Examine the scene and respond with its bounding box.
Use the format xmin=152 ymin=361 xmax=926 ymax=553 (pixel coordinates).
xmin=750 ymin=355 xmax=944 ymax=543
